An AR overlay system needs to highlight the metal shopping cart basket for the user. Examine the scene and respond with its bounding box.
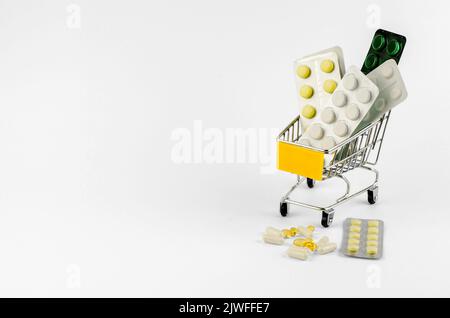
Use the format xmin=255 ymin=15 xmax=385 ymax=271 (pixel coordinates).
xmin=277 ymin=111 xmax=391 ymax=227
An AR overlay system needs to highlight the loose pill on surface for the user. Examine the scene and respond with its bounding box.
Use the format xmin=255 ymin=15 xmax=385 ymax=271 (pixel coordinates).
xmin=296 ymin=65 xmax=311 ymax=79
xmin=367 ymin=246 xmax=378 ymax=256
xmin=307 ymin=225 xmax=315 ymax=232
xmin=302 ymin=105 xmax=316 ymax=119
xmin=323 ymin=79 xmax=337 ymax=94
xmin=367 ymin=234 xmax=378 ymax=241
xmin=317 ymin=242 xmax=337 ymax=255
xmin=297 ymin=226 xmax=313 ymax=238
xmin=317 ymin=236 xmax=329 ymax=247
xmin=349 ymin=225 xmax=361 ymax=233
xmin=367 ymin=240 xmax=378 ymax=247
xmin=290 ymin=227 xmax=298 ymax=236
xmin=287 ymin=246 xmax=310 ymax=260
xmin=281 ymin=229 xmax=291 ymax=238
xmin=320 ymin=59 xmax=335 ymax=73
xmin=349 ymin=232 xmax=361 ymax=239
xmin=368 ymin=227 xmax=379 ymax=234
xmin=265 ymin=227 xmax=281 ymax=236
xmin=368 ymin=220 xmax=379 ymax=227
xmin=293 ymin=238 xmax=307 ymax=247
xmin=300 ymin=85 xmax=314 ymax=99
xmin=263 ymin=233 xmax=284 ymax=245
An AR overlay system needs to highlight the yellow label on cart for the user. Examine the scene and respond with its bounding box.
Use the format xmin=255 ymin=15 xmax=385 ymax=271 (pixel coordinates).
xmin=277 ymin=141 xmax=324 ymax=181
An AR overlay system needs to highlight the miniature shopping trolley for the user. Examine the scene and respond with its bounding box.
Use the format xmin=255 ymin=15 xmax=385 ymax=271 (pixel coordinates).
xmin=277 ymin=111 xmax=391 ymax=227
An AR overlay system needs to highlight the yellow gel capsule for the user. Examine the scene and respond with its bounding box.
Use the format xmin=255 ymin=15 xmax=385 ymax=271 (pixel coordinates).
xmin=302 ymin=105 xmax=316 ymax=119
xmin=281 ymin=229 xmax=291 ymax=238
xmin=289 ymin=227 xmax=298 ymax=236
xmin=304 ymin=241 xmax=317 ymax=252
xmin=293 ymin=238 xmax=307 ymax=247
xmin=349 ymin=225 xmax=361 ymax=233
xmin=348 ymin=238 xmax=360 ymax=245
xmin=350 ymin=219 xmax=362 ymax=226
xmin=300 ymin=85 xmax=314 ymax=99
xmin=368 ymin=220 xmax=379 ymax=227
xmin=347 ymin=244 xmax=359 ymax=254
xmin=307 ymin=225 xmax=315 ymax=232
xmin=321 ymin=59 xmax=335 ymax=73
xmin=367 ymin=240 xmax=378 ymax=247
xmin=368 ymin=227 xmax=379 ymax=234
xmin=367 ymin=234 xmax=378 ymax=241
xmin=349 ymin=232 xmax=360 ymax=239
xmin=296 ymin=65 xmax=311 ymax=79
xmin=323 ymin=79 xmax=337 ymax=94
xmin=367 ymin=246 xmax=378 ymax=256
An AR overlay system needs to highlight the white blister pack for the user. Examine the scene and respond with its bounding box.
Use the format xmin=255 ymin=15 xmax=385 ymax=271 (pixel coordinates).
xmin=353 ymin=59 xmax=407 ymax=134
xmin=299 ymin=66 xmax=380 ymax=150
xmin=294 ymin=48 xmax=344 ymax=132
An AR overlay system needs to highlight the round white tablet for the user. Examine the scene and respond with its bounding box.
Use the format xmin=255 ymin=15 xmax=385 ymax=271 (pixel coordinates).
xmin=356 ymin=88 xmax=372 ymax=104
xmin=390 ymin=87 xmax=402 ymax=100
xmin=321 ymin=107 xmax=337 ymax=124
xmin=333 ymin=121 xmax=349 ymax=137
xmin=345 ymin=104 xmax=360 ymax=120
xmin=332 ymin=91 xmax=347 ymax=107
xmin=343 ymin=74 xmax=358 ymax=90
xmin=308 ymin=124 xmax=325 ymax=140
xmin=374 ymin=98 xmax=386 ymax=112
xmin=321 ymin=136 xmax=336 ymax=150
xmin=381 ymin=65 xmax=394 ymax=78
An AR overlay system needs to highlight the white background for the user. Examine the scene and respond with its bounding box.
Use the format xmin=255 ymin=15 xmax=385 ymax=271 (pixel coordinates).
xmin=0 ymin=0 xmax=449 ymax=297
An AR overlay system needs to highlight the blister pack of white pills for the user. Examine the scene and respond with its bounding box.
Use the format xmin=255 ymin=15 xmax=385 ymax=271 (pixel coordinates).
xmin=294 ymin=47 xmax=344 ymax=132
xmin=298 ymin=66 xmax=380 ymax=150
xmin=353 ymin=59 xmax=408 ymax=134
xmin=341 ymin=218 xmax=384 ymax=259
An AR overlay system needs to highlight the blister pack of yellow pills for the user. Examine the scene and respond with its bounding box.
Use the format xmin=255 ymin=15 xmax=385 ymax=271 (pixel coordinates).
xmin=294 ymin=47 xmax=344 ymax=133
xmin=299 ymin=66 xmax=380 ymax=150
xmin=341 ymin=218 xmax=384 ymax=259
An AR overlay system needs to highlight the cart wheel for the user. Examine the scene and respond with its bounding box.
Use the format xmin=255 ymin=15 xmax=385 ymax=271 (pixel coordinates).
xmin=280 ymin=202 xmax=288 ymax=217
xmin=368 ymin=187 xmax=378 ymax=205
xmin=307 ymin=178 xmax=315 ymax=188
xmin=321 ymin=210 xmax=334 ymax=228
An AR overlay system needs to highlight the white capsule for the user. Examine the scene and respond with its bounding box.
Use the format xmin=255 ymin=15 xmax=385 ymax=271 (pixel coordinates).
xmin=265 ymin=226 xmax=281 ymax=236
xmin=317 ymin=236 xmax=330 ymax=248
xmin=317 ymin=242 xmax=337 ymax=255
xmin=263 ymin=233 xmax=284 ymax=245
xmin=287 ymin=246 xmax=310 ymax=260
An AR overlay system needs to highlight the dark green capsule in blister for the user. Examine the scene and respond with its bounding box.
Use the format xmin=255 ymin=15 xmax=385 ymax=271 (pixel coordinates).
xmin=361 ymin=29 xmax=407 ymax=74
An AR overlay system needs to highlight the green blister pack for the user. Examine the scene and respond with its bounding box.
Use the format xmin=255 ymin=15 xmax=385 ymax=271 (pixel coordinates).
xmin=361 ymin=29 xmax=407 ymax=75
